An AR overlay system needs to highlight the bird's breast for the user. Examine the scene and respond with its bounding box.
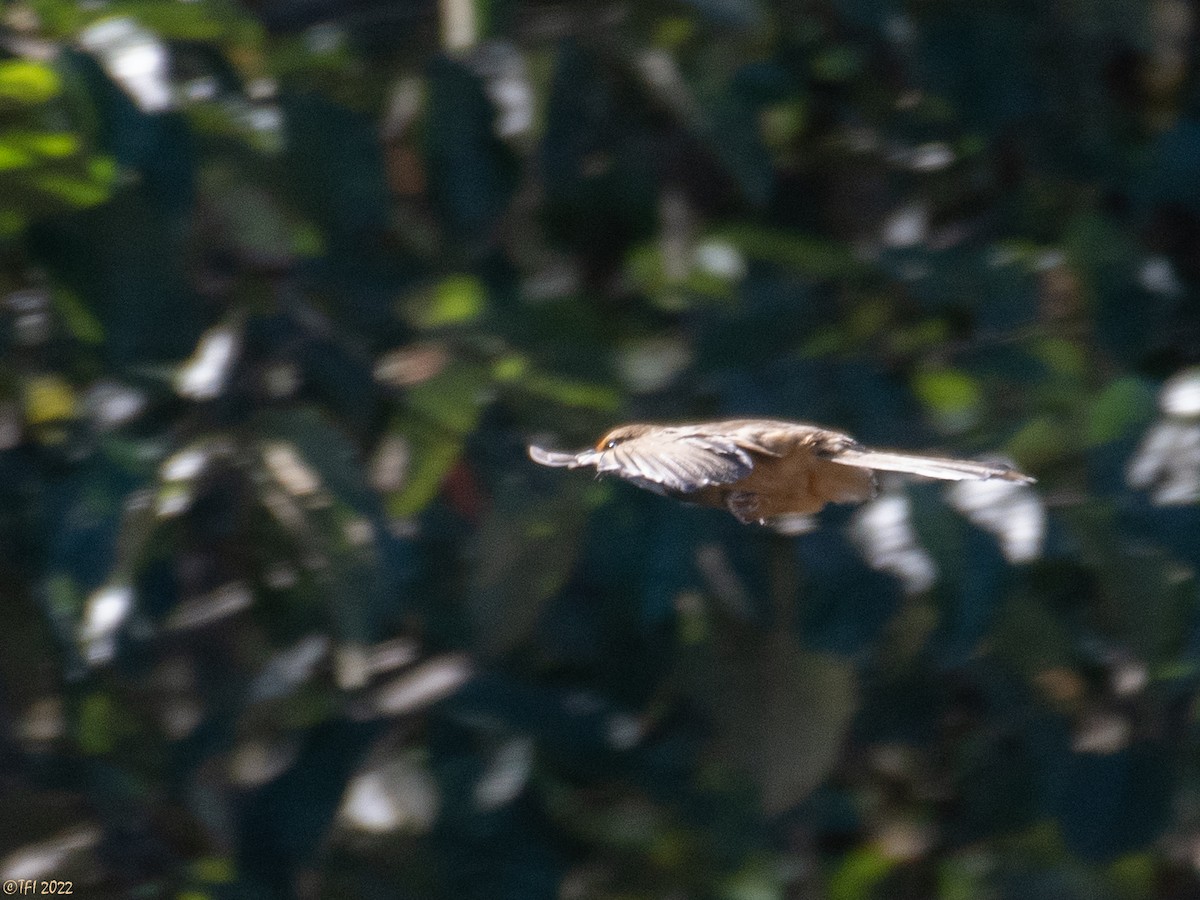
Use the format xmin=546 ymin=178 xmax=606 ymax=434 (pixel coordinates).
xmin=689 ymin=443 xmax=875 ymax=518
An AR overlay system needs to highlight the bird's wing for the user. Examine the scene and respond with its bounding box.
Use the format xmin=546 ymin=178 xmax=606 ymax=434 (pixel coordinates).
xmin=528 ymin=445 xmax=596 ymax=469
xmin=529 ymin=432 xmax=755 ymax=493
xmin=824 ymin=445 xmax=1035 ymax=484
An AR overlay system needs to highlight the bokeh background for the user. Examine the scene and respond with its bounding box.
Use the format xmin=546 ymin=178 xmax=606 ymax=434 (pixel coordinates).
xmin=4 ymin=0 xmax=1200 ymax=897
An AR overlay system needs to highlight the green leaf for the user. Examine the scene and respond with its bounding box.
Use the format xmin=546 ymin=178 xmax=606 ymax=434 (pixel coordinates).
xmin=811 ymin=45 xmax=865 ymax=82
xmin=99 ymin=2 xmax=259 ymax=41
xmin=406 ymin=362 xmax=489 ymax=434
xmin=938 ymin=856 xmax=988 ymax=900
xmin=1086 ymin=377 xmax=1157 ymax=446
xmin=189 ymin=856 xmax=236 ymax=883
xmin=1033 ymin=336 xmax=1088 ymax=379
xmin=45 ymin=573 xmax=84 ymax=618
xmin=1007 ymin=415 xmax=1074 ymax=469
xmin=1107 ymin=853 xmax=1156 ymax=900
xmin=912 ymin=368 xmax=982 ymax=431
xmin=415 ymin=274 xmax=486 ymax=328
xmin=520 ymin=372 xmax=621 ymax=411
xmin=720 ymin=859 xmax=783 ymax=900
xmin=0 ymin=60 xmax=61 ymax=104
xmin=697 ymin=632 xmax=858 ymax=814
xmin=0 ymin=143 xmax=35 ymax=171
xmin=491 ymin=353 xmax=529 ymax=382
xmin=21 ymin=131 xmax=80 ymax=158
xmin=77 ymin=692 xmax=116 ymax=754
xmin=387 ymin=418 xmax=465 ymax=517
xmin=53 ymin=289 xmax=105 ymax=344
xmin=23 ymin=374 xmax=77 ymax=424
xmin=716 ymin=225 xmax=866 ymax=279
xmin=828 ymin=846 xmax=894 ymax=900
xmin=88 ymin=155 xmax=117 ymax=182
xmin=0 ymin=209 xmax=23 ymax=236
xmin=34 ymin=172 xmax=112 ymax=207
xmin=466 ymin=480 xmax=589 ymax=658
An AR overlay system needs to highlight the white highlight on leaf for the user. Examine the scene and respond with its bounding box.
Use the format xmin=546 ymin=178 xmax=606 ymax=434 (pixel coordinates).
xmin=85 ymin=380 xmax=146 ymax=430
xmin=182 ymin=76 xmax=219 ymax=101
xmin=850 ymin=494 xmax=937 ymax=594
xmin=1161 ymin=367 xmax=1200 ymax=417
xmin=470 ymin=41 xmax=534 ymax=140
xmin=606 ymin=713 xmax=644 ymax=751
xmin=79 ymin=582 xmax=134 ymax=666
xmin=1139 ymin=255 xmax=1182 ymax=296
xmin=79 ymin=18 xmax=172 ymax=113
xmin=946 ymin=475 xmax=1045 ymax=563
xmin=161 ymin=446 xmax=208 ymax=483
xmin=165 ymin=582 xmax=254 ymax=631
xmin=371 ymin=434 xmax=411 ymax=493
xmin=262 ymin=441 xmax=321 ymax=497
xmin=367 ymin=637 xmax=422 ymax=675
xmin=474 ymin=738 xmax=534 ymax=810
xmin=175 ymin=325 xmax=240 ymax=401
xmin=1073 ymin=710 xmax=1130 ymax=755
xmin=250 ymin=634 xmax=330 ymax=702
xmin=1128 ymin=421 xmax=1200 ymax=504
xmin=908 ymin=142 xmax=956 ymax=172
xmin=229 ymin=736 xmax=300 ymax=787
xmin=340 ymin=753 xmax=439 ymax=833
xmin=160 ymin=697 xmax=203 ymax=740
xmin=1128 ymin=368 xmax=1200 ymax=505
xmin=344 ymin=517 xmax=375 ymax=547
xmin=370 ymin=653 xmax=473 ymax=717
xmin=335 ymin=637 xmax=423 ymax=691
xmin=693 ymin=239 xmax=747 ymax=281
xmin=881 ymin=202 xmax=928 ymax=249
xmin=0 ymin=825 xmax=101 ymax=883
xmin=17 ymin=696 xmax=66 ymax=744
xmin=304 ymin=23 xmax=344 ymax=54
xmin=440 ymin=0 xmax=477 ymax=52
xmin=615 ymin=337 xmax=692 ymax=394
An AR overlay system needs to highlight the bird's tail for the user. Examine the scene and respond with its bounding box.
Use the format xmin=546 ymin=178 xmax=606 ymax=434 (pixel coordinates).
xmin=829 ymin=448 xmax=1035 ymax=484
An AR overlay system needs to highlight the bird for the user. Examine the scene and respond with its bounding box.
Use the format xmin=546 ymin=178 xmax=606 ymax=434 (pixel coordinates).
xmin=528 ymin=419 xmax=1034 ymax=525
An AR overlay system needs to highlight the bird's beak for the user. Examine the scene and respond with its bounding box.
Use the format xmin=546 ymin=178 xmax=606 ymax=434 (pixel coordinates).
xmin=528 ymin=445 xmax=595 ymax=468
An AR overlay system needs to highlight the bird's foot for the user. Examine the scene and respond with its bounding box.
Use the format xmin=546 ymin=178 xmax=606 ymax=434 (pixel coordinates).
xmin=726 ymin=491 xmax=765 ymax=525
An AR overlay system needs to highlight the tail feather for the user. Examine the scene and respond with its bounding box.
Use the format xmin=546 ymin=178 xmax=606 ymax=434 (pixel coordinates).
xmin=829 ymin=448 xmax=1034 ymax=484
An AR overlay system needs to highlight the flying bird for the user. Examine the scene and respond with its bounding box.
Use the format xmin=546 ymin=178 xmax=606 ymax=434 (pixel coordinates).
xmin=529 ymin=419 xmax=1034 ymax=524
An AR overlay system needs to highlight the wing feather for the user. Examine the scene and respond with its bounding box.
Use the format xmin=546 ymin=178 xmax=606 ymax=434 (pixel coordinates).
xmin=532 ymin=431 xmax=755 ymax=493
xmin=528 ymin=445 xmax=597 ymax=468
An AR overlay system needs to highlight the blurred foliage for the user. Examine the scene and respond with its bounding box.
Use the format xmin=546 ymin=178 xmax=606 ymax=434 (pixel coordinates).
xmin=3 ymin=0 xmax=1200 ymax=898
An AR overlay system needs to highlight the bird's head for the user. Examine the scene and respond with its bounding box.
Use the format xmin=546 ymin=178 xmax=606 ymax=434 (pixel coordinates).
xmin=594 ymin=424 xmax=651 ymax=452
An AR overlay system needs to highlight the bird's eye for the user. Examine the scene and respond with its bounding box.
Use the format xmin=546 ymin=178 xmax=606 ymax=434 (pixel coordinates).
xmin=596 ymin=432 xmax=629 ymax=452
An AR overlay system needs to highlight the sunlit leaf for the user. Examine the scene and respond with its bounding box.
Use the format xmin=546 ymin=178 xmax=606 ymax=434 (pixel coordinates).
xmin=912 ymin=367 xmax=982 ymax=431
xmin=0 ymin=144 xmax=35 ymax=171
xmin=22 ymin=374 xmax=77 ymax=425
xmin=387 ymin=418 xmax=464 ymax=518
xmin=33 ymin=173 xmax=112 ymax=207
xmin=0 ymin=61 xmax=61 ymax=104
xmin=413 ymin=274 xmax=486 ymax=329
